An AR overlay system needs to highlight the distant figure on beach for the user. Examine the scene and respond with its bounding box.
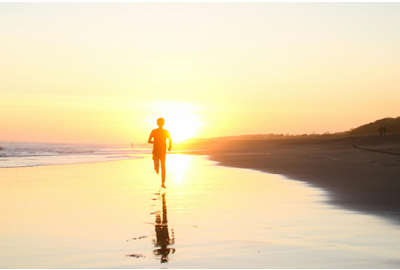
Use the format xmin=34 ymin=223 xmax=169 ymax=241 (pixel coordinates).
xmin=131 ymin=142 xmax=134 ymax=150
xmin=148 ymin=118 xmax=172 ymax=188
xmin=379 ymin=125 xmax=387 ymax=136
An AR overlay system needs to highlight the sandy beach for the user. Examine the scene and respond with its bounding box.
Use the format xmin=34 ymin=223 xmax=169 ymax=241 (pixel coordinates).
xmin=177 ymin=135 xmax=400 ymax=224
xmin=2 ymin=153 xmax=400 ymax=268
xmin=3 ymin=2 xmax=400 ymax=268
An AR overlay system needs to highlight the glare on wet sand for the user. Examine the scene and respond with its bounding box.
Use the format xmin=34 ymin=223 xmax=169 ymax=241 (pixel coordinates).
xmin=1 ymin=155 xmax=400 ymax=268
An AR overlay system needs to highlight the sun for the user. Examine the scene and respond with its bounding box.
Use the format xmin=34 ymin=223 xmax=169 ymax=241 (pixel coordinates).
xmin=164 ymin=114 xmax=200 ymax=142
xmin=147 ymin=100 xmax=202 ymax=142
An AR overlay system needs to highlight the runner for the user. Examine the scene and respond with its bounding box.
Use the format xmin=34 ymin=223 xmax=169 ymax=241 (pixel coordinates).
xmin=148 ymin=118 xmax=172 ymax=188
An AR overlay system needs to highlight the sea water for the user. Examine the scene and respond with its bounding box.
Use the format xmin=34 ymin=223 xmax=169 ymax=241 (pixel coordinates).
xmin=0 ymin=141 xmax=147 ymax=168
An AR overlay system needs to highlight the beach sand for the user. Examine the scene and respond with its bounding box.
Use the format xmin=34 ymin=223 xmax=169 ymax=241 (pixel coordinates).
xmin=178 ymin=135 xmax=400 ymax=224
xmin=2 ymin=154 xmax=400 ymax=268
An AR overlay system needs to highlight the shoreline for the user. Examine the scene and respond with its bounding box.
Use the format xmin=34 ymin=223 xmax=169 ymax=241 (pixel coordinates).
xmin=0 ymin=154 xmax=142 ymax=169
xmin=2 ymin=135 xmax=400 ymax=226
xmin=179 ymin=135 xmax=400 ymax=224
xmin=3 ymin=155 xmax=400 ymax=268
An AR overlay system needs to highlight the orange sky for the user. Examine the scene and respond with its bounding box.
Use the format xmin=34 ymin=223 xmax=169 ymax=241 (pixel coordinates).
xmin=1 ymin=3 xmax=400 ymax=144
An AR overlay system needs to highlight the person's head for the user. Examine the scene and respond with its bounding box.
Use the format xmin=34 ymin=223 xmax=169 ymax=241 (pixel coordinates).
xmin=157 ymin=117 xmax=165 ymax=127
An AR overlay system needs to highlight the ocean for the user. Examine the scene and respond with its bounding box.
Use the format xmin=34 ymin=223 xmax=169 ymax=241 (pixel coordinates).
xmin=0 ymin=141 xmax=149 ymax=168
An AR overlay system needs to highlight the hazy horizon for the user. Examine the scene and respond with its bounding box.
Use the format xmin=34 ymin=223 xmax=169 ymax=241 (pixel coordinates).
xmin=2 ymin=3 xmax=400 ymax=144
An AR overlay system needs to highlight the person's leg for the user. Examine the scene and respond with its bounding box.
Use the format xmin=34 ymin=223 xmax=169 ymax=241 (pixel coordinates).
xmin=153 ymin=155 xmax=160 ymax=174
xmin=160 ymin=154 xmax=166 ymax=188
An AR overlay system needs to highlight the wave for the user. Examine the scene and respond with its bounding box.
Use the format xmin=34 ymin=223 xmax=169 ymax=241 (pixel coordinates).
xmin=0 ymin=142 xmax=150 ymax=168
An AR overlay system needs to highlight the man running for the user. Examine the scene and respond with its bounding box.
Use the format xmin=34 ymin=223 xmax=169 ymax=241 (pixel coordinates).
xmin=148 ymin=118 xmax=172 ymax=188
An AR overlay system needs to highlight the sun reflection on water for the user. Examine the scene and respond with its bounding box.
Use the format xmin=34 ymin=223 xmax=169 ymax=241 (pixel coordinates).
xmin=167 ymin=154 xmax=192 ymax=186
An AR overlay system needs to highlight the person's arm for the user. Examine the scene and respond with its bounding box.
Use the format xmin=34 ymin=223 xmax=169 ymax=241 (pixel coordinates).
xmin=168 ymin=132 xmax=172 ymax=151
xmin=148 ymin=130 xmax=154 ymax=144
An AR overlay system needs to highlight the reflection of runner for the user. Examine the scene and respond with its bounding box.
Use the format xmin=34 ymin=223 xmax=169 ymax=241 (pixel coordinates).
xmin=148 ymin=118 xmax=172 ymax=188
xmin=153 ymin=193 xmax=175 ymax=263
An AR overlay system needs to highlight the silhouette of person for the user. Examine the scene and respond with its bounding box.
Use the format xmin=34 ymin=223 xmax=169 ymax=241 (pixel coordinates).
xmin=148 ymin=118 xmax=172 ymax=188
xmin=153 ymin=193 xmax=175 ymax=263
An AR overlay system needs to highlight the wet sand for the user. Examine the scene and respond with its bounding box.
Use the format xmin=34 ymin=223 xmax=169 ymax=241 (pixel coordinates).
xmin=2 ymin=154 xmax=400 ymax=268
xmin=180 ymin=135 xmax=400 ymax=224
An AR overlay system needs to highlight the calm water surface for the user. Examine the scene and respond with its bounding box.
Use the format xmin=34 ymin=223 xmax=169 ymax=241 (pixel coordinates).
xmin=1 ymin=155 xmax=400 ymax=268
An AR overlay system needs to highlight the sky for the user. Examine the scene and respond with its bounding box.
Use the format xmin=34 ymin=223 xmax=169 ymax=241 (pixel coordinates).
xmin=1 ymin=3 xmax=400 ymax=144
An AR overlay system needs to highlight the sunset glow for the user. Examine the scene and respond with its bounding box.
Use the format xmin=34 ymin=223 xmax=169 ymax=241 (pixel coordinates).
xmin=145 ymin=100 xmax=202 ymax=142
xmin=163 ymin=115 xmax=200 ymax=142
xmin=1 ymin=3 xmax=400 ymax=144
